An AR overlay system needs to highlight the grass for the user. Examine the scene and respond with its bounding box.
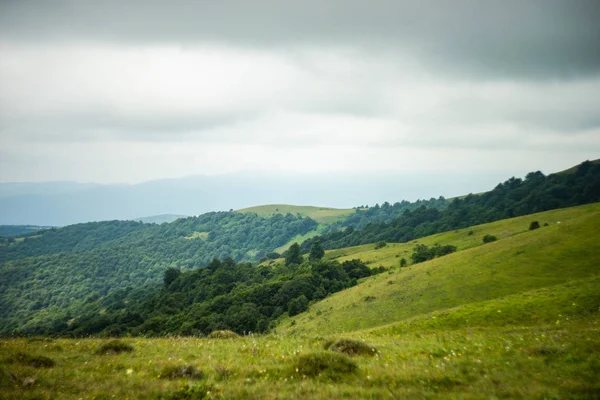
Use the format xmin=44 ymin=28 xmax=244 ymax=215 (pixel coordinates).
xmin=95 ymin=340 xmax=134 ymax=355
xmin=236 ymin=204 xmax=354 ymax=224
xmin=280 ymin=203 xmax=600 ymax=335
xmin=1 ymin=318 xmax=598 ymax=399
xmin=274 ymin=224 xmax=328 ymax=253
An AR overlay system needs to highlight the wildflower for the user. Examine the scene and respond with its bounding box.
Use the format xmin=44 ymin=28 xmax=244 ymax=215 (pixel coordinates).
xmin=126 ymin=369 xmax=133 ymax=375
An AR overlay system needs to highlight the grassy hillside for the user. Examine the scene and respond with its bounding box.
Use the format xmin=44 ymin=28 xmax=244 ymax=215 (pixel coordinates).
xmin=279 ymin=202 xmax=600 ymax=335
xmin=237 ymin=204 xmax=354 ymax=224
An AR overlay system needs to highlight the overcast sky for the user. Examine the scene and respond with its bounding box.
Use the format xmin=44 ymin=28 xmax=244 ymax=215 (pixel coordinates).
xmin=1 ymin=0 xmax=599 ymax=184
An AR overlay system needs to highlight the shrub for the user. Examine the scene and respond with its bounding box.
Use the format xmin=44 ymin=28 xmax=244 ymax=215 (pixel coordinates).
xmin=374 ymin=241 xmax=387 ymax=249
xmin=482 ymin=234 xmax=497 ymax=243
xmin=529 ymin=221 xmax=540 ymax=230
xmin=160 ymin=365 xmax=205 ymax=380
xmin=325 ymin=339 xmax=378 ymax=357
xmin=95 ymin=340 xmax=134 ymax=355
xmin=11 ymin=352 xmax=55 ymax=368
xmin=207 ymin=330 xmax=239 ymax=339
xmin=468 ymin=230 xmax=474 ymax=236
xmin=293 ymin=352 xmax=357 ymax=379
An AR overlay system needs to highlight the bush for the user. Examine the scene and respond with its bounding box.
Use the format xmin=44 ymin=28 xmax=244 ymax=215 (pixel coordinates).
xmin=293 ymin=352 xmax=357 ymax=379
xmin=529 ymin=221 xmax=540 ymax=230
xmin=482 ymin=234 xmax=497 ymax=243
xmin=207 ymin=330 xmax=239 ymax=339
xmin=160 ymin=365 xmax=205 ymax=380
xmin=374 ymin=241 xmax=387 ymax=249
xmin=11 ymin=352 xmax=55 ymax=368
xmin=324 ymin=339 xmax=378 ymax=357
xmin=96 ymin=340 xmax=134 ymax=355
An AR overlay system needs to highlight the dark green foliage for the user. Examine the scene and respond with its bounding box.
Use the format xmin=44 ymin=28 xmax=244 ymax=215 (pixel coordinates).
xmin=285 ymin=243 xmax=303 ymax=266
xmin=308 ymin=241 xmax=325 ymax=261
xmin=374 ymin=241 xmax=387 ymax=249
xmin=331 ymin=197 xmax=449 ymax=231
xmin=164 ymin=268 xmax=181 ymax=287
xmin=325 ymin=339 xmax=378 ymax=357
xmin=529 ymin=221 xmax=540 ymax=230
xmin=28 ymin=256 xmax=374 ymax=337
xmin=96 ymin=340 xmax=134 ymax=354
xmin=288 ymin=295 xmax=309 ymax=316
xmin=341 ymin=259 xmax=371 ymax=280
xmin=160 ymin=365 xmax=205 ymax=380
xmin=293 ymin=352 xmax=358 ymax=379
xmin=411 ymin=243 xmax=457 ymax=264
xmin=400 ymin=257 xmax=408 ymax=268
xmin=300 ymin=162 xmax=600 ymax=253
xmin=483 ymin=234 xmax=497 ymax=244
xmin=0 ymin=212 xmax=317 ymax=335
xmin=10 ymin=352 xmax=55 ymax=368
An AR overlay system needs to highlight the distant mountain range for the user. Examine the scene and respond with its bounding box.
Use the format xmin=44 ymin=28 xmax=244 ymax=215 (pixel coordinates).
xmin=0 ymin=171 xmax=515 ymax=226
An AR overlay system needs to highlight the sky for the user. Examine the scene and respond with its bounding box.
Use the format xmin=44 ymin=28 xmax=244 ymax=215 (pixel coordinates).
xmin=1 ymin=0 xmax=599 ymax=184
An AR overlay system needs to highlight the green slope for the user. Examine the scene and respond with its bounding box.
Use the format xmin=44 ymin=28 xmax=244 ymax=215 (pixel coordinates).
xmin=236 ymin=204 xmax=353 ymax=224
xmin=279 ymin=202 xmax=600 ymax=336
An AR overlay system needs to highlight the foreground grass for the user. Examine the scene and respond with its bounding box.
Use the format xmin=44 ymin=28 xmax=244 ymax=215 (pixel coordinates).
xmin=1 ymin=317 xmax=599 ymax=399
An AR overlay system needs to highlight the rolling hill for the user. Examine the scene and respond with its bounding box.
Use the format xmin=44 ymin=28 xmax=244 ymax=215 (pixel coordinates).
xmin=236 ymin=204 xmax=354 ymax=224
xmin=279 ymin=202 xmax=600 ymax=336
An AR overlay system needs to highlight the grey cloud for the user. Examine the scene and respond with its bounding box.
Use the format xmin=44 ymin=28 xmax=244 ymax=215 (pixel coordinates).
xmin=1 ymin=0 xmax=599 ymax=79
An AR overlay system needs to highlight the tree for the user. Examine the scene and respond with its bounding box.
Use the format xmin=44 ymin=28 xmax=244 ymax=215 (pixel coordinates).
xmin=285 ymin=243 xmax=303 ymax=266
xmin=288 ymin=295 xmax=308 ymax=316
xmin=308 ymin=241 xmax=325 ymax=261
xmin=163 ymin=267 xmax=181 ymax=287
xmin=400 ymin=258 xmax=407 ymax=268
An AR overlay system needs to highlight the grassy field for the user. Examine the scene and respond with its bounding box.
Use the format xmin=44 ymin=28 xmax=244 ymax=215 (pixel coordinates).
xmin=1 ymin=318 xmax=598 ymax=399
xmin=278 ymin=203 xmax=600 ymax=335
xmin=2 ymin=203 xmax=599 ymax=399
xmin=236 ymin=204 xmax=354 ymax=224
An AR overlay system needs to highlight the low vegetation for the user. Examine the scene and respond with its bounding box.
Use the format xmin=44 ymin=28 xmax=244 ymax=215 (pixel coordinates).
xmin=160 ymin=365 xmax=205 ymax=380
xmin=324 ymin=338 xmax=378 ymax=357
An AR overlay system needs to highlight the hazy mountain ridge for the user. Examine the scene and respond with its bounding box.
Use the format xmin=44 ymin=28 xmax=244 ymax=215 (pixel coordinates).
xmin=0 ymin=171 xmax=521 ymax=226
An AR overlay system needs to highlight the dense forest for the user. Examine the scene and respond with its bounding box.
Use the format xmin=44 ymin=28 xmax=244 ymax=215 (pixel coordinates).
xmin=300 ymin=161 xmax=600 ymax=252
xmin=3 ymin=254 xmax=379 ymax=336
xmin=0 ymin=213 xmax=317 ymax=334
xmin=327 ymin=196 xmax=449 ymax=231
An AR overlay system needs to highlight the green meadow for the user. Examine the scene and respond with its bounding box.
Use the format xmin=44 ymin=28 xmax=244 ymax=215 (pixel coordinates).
xmin=2 ymin=203 xmax=599 ymax=399
xmin=236 ymin=204 xmax=354 ymax=224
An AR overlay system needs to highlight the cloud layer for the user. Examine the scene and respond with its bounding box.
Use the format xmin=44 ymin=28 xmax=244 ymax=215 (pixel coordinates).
xmin=0 ymin=1 xmax=599 ymax=183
